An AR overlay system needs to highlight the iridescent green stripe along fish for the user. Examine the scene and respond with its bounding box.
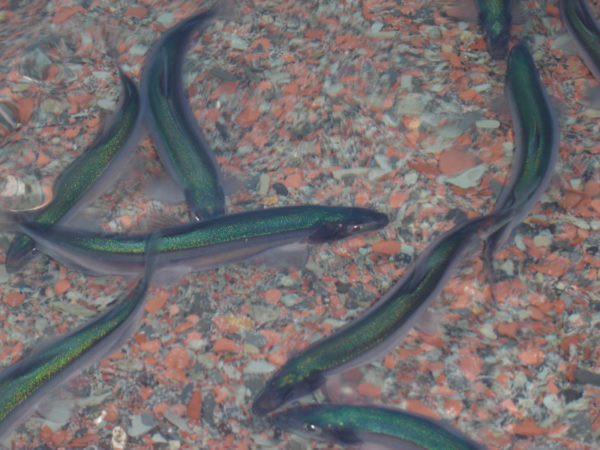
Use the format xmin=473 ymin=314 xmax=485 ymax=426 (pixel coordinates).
xmin=483 ymin=43 xmax=558 ymax=273
xmin=5 ymin=69 xmax=143 ymax=273
xmin=560 ymin=0 xmax=600 ymax=81
xmin=252 ymin=212 xmax=510 ymax=415
xmin=270 ymin=404 xmax=485 ymax=450
xmin=8 ymin=205 xmax=388 ymax=279
xmin=141 ymin=7 xmax=226 ymax=220
xmin=0 ymin=234 xmax=158 ymax=442
xmin=476 ymin=0 xmax=513 ymax=60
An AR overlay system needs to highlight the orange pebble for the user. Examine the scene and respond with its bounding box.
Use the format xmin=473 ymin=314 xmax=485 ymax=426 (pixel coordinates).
xmin=389 ymin=191 xmax=409 ymax=209
xmin=64 ymin=127 xmax=79 ymax=138
xmin=372 ymin=240 xmax=402 ymax=255
xmin=355 ymin=191 xmax=369 ymax=207
xmin=496 ymin=322 xmax=518 ymax=338
xmin=140 ymin=386 xmax=153 ymax=400
xmin=511 ymin=418 xmax=546 ymax=436
xmin=236 ymin=103 xmax=261 ymax=127
xmin=16 ymin=97 xmax=34 ymax=123
xmin=438 ymin=148 xmax=476 ymax=176
xmin=4 ymin=292 xmax=25 ymax=307
xmin=284 ymin=173 xmax=303 ymax=189
xmin=213 ymin=338 xmax=237 ymax=353
xmin=54 ymin=279 xmax=70 ymax=295
xmin=443 ymin=398 xmax=464 ymax=418
xmin=518 ymin=348 xmax=545 ymax=366
xmin=124 ymin=6 xmax=148 ymax=18
xmin=187 ymin=386 xmax=202 ymax=420
xmin=104 ymin=403 xmax=119 ymax=422
xmin=140 ymin=339 xmax=161 ymax=353
xmin=264 ymin=289 xmax=282 ymax=303
xmin=145 ymin=291 xmax=169 ymax=313
xmin=164 ymin=345 xmax=189 ymax=370
xmin=530 ymin=256 xmax=570 ymax=277
xmin=37 ymin=152 xmax=51 ymax=166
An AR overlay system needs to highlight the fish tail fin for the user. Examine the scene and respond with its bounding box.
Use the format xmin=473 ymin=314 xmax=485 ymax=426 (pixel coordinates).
xmin=0 ymin=209 xmax=25 ymax=233
xmin=142 ymin=232 xmax=161 ymax=283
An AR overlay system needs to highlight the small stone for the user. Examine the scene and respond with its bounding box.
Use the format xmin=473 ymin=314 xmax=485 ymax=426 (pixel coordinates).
xmin=401 ymin=75 xmax=413 ymax=90
xmin=533 ymin=234 xmax=552 ymax=247
xmin=404 ymin=172 xmax=418 ymax=185
xmin=97 ymin=98 xmax=117 ymax=110
xmin=230 ymin=36 xmax=248 ymax=50
xmin=129 ymin=44 xmax=148 ymax=56
xmin=157 ymin=12 xmax=174 ymax=26
xmin=446 ymin=164 xmax=487 ymax=189
xmin=128 ymin=414 xmax=155 ymax=437
xmin=40 ymin=99 xmax=65 ymax=115
xmin=475 ymin=119 xmax=500 ymax=129
xmin=479 ymin=323 xmax=497 ymax=340
xmin=244 ymin=360 xmax=275 ymax=374
xmin=151 ymin=434 xmax=168 ymax=444
xmin=258 ymin=174 xmax=270 ymax=196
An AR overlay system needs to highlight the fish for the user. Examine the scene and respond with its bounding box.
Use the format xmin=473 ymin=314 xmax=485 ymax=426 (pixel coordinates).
xmin=5 ymin=69 xmax=144 ymax=273
xmin=270 ymin=404 xmax=486 ymax=450
xmin=252 ymin=212 xmax=511 ymax=416
xmin=0 ymin=233 xmax=158 ymax=443
xmin=7 ymin=206 xmax=388 ymax=279
xmin=560 ymin=0 xmax=600 ymax=82
xmin=483 ymin=42 xmax=559 ymax=274
xmin=140 ymin=7 xmax=226 ymax=220
xmin=476 ymin=0 xmax=513 ymax=60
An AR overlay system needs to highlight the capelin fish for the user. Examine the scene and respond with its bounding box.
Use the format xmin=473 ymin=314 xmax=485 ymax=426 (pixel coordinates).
xmin=270 ymin=404 xmax=486 ymax=450
xmin=141 ymin=7 xmax=225 ymax=220
xmin=5 ymin=70 xmax=143 ymax=273
xmin=484 ymin=42 xmax=558 ymax=273
xmin=252 ymin=212 xmax=511 ymax=416
xmin=476 ymin=0 xmax=513 ymax=60
xmin=0 ymin=234 xmax=158 ymax=443
xmin=8 ymin=206 xmax=388 ymax=278
xmin=560 ymin=0 xmax=600 ymax=82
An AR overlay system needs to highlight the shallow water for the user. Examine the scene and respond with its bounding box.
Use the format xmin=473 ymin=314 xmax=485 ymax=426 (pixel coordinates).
xmin=0 ymin=0 xmax=599 ymax=448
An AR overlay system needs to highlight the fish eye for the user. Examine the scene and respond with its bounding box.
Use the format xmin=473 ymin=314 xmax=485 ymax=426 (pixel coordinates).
xmin=304 ymin=423 xmax=320 ymax=433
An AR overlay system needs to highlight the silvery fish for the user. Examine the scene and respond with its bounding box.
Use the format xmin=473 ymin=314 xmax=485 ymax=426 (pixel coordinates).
xmin=253 ymin=212 xmax=511 ymax=415
xmin=271 ymin=404 xmax=485 ymax=450
xmin=141 ymin=7 xmax=226 ymax=220
xmin=0 ymin=234 xmax=158 ymax=443
xmin=484 ymin=43 xmax=558 ymax=273
xmin=5 ymin=70 xmax=143 ymax=273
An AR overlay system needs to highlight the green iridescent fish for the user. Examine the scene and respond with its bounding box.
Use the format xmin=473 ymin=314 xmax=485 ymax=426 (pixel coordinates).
xmin=141 ymin=7 xmax=225 ymax=220
xmin=253 ymin=212 xmax=510 ymax=416
xmin=10 ymin=206 xmax=388 ymax=279
xmin=270 ymin=404 xmax=485 ymax=450
xmin=476 ymin=0 xmax=513 ymax=60
xmin=0 ymin=234 xmax=158 ymax=442
xmin=5 ymin=70 xmax=143 ymax=273
xmin=484 ymin=43 xmax=558 ymax=272
xmin=560 ymin=0 xmax=600 ymax=81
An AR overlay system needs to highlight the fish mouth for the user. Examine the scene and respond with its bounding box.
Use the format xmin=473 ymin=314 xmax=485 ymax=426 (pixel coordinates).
xmin=365 ymin=211 xmax=389 ymax=232
xmin=252 ymin=388 xmax=285 ymax=417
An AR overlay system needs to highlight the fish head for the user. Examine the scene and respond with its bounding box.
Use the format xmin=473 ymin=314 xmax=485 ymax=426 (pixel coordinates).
xmin=308 ymin=208 xmax=388 ymax=243
xmin=252 ymin=369 xmax=325 ymax=416
xmin=269 ymin=405 xmax=362 ymax=445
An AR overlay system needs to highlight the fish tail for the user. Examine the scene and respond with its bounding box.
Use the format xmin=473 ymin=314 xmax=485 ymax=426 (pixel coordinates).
xmin=0 ymin=210 xmax=24 ymax=233
xmin=142 ymin=232 xmax=161 ymax=281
